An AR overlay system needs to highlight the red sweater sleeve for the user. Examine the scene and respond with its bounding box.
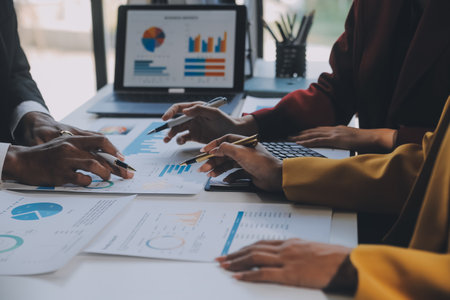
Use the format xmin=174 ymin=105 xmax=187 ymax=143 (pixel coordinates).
xmin=252 ymin=3 xmax=359 ymax=140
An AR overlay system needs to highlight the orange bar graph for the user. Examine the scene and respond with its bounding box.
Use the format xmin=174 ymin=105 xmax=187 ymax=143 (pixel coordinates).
xmin=205 ymin=72 xmax=225 ymax=77
xmin=205 ymin=65 xmax=225 ymax=70
xmin=205 ymin=58 xmax=225 ymax=63
xmin=220 ymin=32 xmax=227 ymax=52
xmin=207 ymin=37 xmax=213 ymax=52
xmin=194 ymin=35 xmax=200 ymax=52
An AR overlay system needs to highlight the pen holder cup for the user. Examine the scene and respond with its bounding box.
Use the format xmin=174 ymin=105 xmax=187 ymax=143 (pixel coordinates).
xmin=275 ymin=43 xmax=306 ymax=78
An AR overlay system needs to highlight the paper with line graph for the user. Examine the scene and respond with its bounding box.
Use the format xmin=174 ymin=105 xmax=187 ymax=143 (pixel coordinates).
xmin=86 ymin=200 xmax=332 ymax=262
xmin=3 ymin=120 xmax=208 ymax=194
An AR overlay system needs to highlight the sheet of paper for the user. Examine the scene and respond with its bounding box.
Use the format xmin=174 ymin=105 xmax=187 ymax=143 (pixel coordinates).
xmin=3 ymin=119 xmax=209 ymax=194
xmin=0 ymin=191 xmax=134 ymax=275
xmin=239 ymin=96 xmax=281 ymax=115
xmin=86 ymin=200 xmax=332 ymax=262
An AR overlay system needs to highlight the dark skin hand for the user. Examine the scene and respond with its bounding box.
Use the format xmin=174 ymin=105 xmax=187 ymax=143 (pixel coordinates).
xmin=216 ymin=239 xmax=352 ymax=289
xmin=2 ymin=135 xmax=134 ymax=186
xmin=198 ymin=134 xmax=282 ymax=191
xmin=14 ymin=111 xmax=100 ymax=146
xmin=289 ymin=126 xmax=397 ymax=153
xmin=162 ymin=102 xmax=257 ymax=145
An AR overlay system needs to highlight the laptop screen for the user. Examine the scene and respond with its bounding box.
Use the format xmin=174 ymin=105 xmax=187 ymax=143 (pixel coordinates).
xmin=122 ymin=9 xmax=238 ymax=89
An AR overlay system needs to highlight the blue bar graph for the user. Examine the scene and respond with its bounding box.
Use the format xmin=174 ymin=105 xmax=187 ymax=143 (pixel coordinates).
xmin=221 ymin=211 xmax=244 ymax=255
xmin=123 ymin=122 xmax=165 ymax=156
xmin=159 ymin=164 xmax=192 ymax=177
xmin=134 ymin=60 xmax=169 ymax=76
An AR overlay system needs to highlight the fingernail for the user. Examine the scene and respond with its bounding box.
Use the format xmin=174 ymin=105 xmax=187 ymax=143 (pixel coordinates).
xmin=117 ymin=152 xmax=125 ymax=160
xmin=232 ymin=273 xmax=243 ymax=280
xmin=126 ymin=171 xmax=134 ymax=179
xmin=200 ymin=147 xmax=206 ymax=153
xmin=215 ymin=256 xmax=226 ymax=262
xmin=209 ymin=148 xmax=218 ymax=154
xmin=220 ymin=261 xmax=231 ymax=268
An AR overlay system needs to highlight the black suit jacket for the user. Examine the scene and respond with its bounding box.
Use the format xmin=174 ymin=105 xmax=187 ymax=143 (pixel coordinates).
xmin=0 ymin=1 xmax=46 ymax=142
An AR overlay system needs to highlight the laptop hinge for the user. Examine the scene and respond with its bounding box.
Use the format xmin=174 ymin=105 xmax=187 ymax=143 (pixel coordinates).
xmin=168 ymin=88 xmax=185 ymax=94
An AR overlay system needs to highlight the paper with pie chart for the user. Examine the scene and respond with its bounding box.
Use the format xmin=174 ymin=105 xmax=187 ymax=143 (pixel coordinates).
xmin=86 ymin=200 xmax=332 ymax=262
xmin=0 ymin=191 xmax=134 ymax=275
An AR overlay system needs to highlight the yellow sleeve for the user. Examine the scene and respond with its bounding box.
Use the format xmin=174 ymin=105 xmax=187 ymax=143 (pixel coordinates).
xmin=282 ymin=143 xmax=424 ymax=213
xmin=351 ymin=245 xmax=450 ymax=299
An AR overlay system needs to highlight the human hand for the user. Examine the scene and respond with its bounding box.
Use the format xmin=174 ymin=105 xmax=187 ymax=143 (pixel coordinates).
xmin=162 ymin=102 xmax=257 ymax=145
xmin=216 ymin=239 xmax=352 ymax=289
xmin=2 ymin=135 xmax=134 ymax=186
xmin=198 ymin=134 xmax=282 ymax=191
xmin=14 ymin=112 xmax=100 ymax=146
xmin=289 ymin=126 xmax=397 ymax=152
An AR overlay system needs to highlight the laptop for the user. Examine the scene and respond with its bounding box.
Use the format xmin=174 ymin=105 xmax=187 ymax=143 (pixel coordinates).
xmin=88 ymin=5 xmax=247 ymax=116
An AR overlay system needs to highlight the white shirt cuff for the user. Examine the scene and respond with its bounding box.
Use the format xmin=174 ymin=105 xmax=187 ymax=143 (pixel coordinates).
xmin=0 ymin=143 xmax=11 ymax=184
xmin=11 ymin=101 xmax=50 ymax=138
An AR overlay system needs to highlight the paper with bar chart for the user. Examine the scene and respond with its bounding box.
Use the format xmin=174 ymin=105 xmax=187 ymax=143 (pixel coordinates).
xmin=86 ymin=200 xmax=332 ymax=262
xmin=3 ymin=119 xmax=209 ymax=195
xmin=123 ymin=9 xmax=236 ymax=88
xmin=0 ymin=191 xmax=134 ymax=275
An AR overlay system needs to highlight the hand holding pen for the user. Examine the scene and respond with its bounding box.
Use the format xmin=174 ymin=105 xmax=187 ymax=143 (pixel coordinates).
xmin=197 ymin=134 xmax=283 ymax=191
xmin=160 ymin=97 xmax=243 ymax=145
xmin=179 ymin=134 xmax=258 ymax=166
xmin=148 ymin=97 xmax=228 ymax=135
xmin=60 ymin=130 xmax=136 ymax=172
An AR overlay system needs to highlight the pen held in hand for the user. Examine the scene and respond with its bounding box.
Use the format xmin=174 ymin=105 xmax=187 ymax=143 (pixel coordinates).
xmin=179 ymin=134 xmax=259 ymax=166
xmin=147 ymin=96 xmax=228 ymax=135
xmin=96 ymin=152 xmax=136 ymax=172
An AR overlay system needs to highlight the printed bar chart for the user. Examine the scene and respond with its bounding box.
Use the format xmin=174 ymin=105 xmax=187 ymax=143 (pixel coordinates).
xmin=159 ymin=164 xmax=192 ymax=177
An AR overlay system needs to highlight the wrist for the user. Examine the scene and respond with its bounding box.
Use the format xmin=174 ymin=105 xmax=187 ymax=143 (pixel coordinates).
xmin=234 ymin=115 xmax=258 ymax=136
xmin=2 ymin=145 xmax=25 ymax=181
xmin=374 ymin=129 xmax=397 ymax=151
xmin=323 ymin=255 xmax=358 ymax=294
xmin=15 ymin=112 xmax=55 ymax=139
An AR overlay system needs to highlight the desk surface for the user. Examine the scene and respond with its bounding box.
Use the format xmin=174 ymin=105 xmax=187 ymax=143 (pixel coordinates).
xmin=0 ymin=70 xmax=356 ymax=300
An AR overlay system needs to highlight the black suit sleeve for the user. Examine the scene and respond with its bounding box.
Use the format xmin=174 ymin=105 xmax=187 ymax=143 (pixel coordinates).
xmin=0 ymin=0 xmax=47 ymax=141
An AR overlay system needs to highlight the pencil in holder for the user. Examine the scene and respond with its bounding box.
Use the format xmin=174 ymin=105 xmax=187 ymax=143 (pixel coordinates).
xmin=275 ymin=43 xmax=306 ymax=78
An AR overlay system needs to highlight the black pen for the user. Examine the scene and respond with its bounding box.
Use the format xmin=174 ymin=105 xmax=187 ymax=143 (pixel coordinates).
xmin=147 ymin=97 xmax=228 ymax=135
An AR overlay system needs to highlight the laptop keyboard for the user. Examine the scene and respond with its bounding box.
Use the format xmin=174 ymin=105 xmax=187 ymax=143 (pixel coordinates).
xmin=261 ymin=142 xmax=326 ymax=159
xmin=113 ymin=93 xmax=235 ymax=103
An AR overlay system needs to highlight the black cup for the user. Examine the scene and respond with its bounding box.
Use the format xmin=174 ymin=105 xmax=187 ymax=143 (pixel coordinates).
xmin=275 ymin=43 xmax=306 ymax=78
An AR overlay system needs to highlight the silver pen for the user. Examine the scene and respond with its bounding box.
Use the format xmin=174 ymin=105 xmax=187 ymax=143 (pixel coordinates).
xmin=147 ymin=96 xmax=228 ymax=135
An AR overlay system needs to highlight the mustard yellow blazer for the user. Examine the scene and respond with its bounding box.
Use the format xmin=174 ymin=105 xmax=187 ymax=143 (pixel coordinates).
xmin=282 ymin=96 xmax=450 ymax=298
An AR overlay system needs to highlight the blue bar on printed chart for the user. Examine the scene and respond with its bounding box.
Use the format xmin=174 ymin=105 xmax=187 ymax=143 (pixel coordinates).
xmin=221 ymin=211 xmax=244 ymax=255
xmin=159 ymin=164 xmax=191 ymax=177
xmin=123 ymin=122 xmax=165 ymax=156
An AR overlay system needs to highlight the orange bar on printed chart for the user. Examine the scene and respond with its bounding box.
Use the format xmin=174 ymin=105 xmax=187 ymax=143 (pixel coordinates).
xmin=194 ymin=35 xmax=200 ymax=52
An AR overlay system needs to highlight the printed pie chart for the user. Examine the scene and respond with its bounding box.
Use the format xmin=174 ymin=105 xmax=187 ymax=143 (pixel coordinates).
xmin=11 ymin=202 xmax=63 ymax=221
xmin=0 ymin=235 xmax=24 ymax=253
xmin=142 ymin=27 xmax=165 ymax=52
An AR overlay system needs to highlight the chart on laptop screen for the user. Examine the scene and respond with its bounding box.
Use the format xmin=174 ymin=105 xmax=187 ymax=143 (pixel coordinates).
xmin=123 ymin=10 xmax=236 ymax=88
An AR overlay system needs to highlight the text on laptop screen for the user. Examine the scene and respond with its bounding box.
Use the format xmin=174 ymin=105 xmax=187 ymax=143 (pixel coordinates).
xmin=124 ymin=10 xmax=236 ymax=88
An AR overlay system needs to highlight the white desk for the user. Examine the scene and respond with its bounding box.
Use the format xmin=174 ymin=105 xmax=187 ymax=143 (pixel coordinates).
xmin=0 ymin=83 xmax=357 ymax=300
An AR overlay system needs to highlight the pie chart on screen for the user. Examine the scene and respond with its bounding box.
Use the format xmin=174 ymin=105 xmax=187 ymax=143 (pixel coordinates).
xmin=142 ymin=27 xmax=165 ymax=52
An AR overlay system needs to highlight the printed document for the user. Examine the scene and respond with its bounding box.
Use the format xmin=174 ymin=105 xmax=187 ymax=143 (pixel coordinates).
xmin=86 ymin=200 xmax=332 ymax=262
xmin=0 ymin=191 xmax=134 ymax=275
